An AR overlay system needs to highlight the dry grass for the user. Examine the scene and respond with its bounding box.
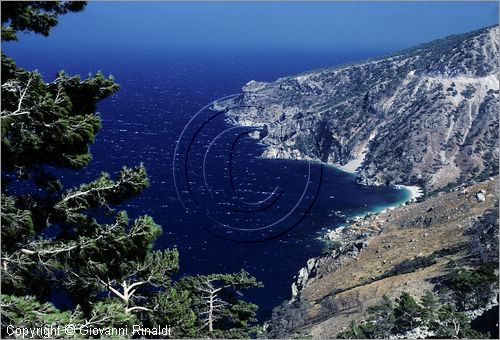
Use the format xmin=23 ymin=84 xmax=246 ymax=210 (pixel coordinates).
xmin=294 ymin=178 xmax=498 ymax=338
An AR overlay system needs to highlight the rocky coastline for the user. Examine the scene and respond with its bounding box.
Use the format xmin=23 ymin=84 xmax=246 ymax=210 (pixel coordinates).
xmin=216 ymin=26 xmax=500 ymax=338
xmin=215 ymin=26 xmax=499 ymax=194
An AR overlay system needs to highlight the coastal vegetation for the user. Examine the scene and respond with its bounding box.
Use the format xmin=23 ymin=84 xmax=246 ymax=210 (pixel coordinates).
xmin=338 ymin=263 xmax=498 ymax=339
xmin=1 ymin=2 xmax=261 ymax=338
xmin=1 ymin=2 xmax=498 ymax=340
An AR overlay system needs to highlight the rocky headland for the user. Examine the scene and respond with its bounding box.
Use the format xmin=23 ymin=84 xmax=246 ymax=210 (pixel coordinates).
xmin=215 ymin=26 xmax=500 ymax=338
xmin=215 ymin=26 xmax=499 ymax=193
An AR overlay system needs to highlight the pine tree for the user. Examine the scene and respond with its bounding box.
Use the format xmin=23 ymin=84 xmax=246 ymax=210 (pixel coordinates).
xmin=1 ymin=1 xmax=86 ymax=41
xmin=445 ymin=262 xmax=498 ymax=311
xmin=434 ymin=304 xmax=488 ymax=339
xmin=178 ymin=270 xmax=263 ymax=338
xmin=1 ymin=2 xmax=262 ymax=338
xmin=1 ymin=0 xmax=165 ymax=329
xmin=146 ymin=288 xmax=198 ymax=338
xmin=337 ymin=320 xmax=366 ymax=339
xmin=393 ymin=292 xmax=423 ymax=332
xmin=362 ymin=294 xmax=396 ymax=338
xmin=338 ymin=295 xmax=396 ymax=339
xmin=1 ymin=295 xmax=84 ymax=337
xmin=420 ymin=290 xmax=440 ymax=327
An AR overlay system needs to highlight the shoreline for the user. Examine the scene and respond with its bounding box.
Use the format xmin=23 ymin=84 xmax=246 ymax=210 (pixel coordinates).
xmin=291 ymin=181 xmax=425 ymax=305
xmin=246 ymin=147 xmax=428 ymax=307
xmin=396 ymin=184 xmax=424 ymax=202
xmin=317 ymin=166 xmax=424 ymax=239
xmin=283 ymin=177 xmax=498 ymax=337
xmin=295 ymin=174 xmax=424 ymax=301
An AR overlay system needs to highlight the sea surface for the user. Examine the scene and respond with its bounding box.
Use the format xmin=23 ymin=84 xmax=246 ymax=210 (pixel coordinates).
xmin=4 ymin=48 xmax=410 ymax=319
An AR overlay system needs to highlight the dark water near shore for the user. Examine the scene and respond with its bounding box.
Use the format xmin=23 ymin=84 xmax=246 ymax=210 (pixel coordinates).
xmin=4 ymin=48 xmax=409 ymax=319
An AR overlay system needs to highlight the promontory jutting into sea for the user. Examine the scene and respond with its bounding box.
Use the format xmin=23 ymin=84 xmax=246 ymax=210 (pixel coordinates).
xmin=1 ymin=2 xmax=498 ymax=339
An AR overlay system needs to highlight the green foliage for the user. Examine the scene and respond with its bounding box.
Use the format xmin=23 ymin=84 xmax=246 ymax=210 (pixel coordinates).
xmin=420 ymin=290 xmax=440 ymax=327
xmin=433 ymin=304 xmax=489 ymax=339
xmin=337 ymin=320 xmax=366 ymax=339
xmin=267 ymin=299 xmax=309 ymax=338
xmin=1 ymin=55 xmax=119 ymax=170
xmin=338 ymin=264 xmax=497 ymax=339
xmin=321 ymin=239 xmax=343 ymax=255
xmin=147 ymin=288 xmax=198 ymax=338
xmin=363 ymin=295 xmax=396 ymax=338
xmin=1 ymin=195 xmax=34 ymax=252
xmin=393 ymin=292 xmax=423 ymax=332
xmin=178 ymin=270 xmax=263 ymax=338
xmin=1 ymin=1 xmax=86 ymax=41
xmin=1 ymin=3 xmax=262 ymax=339
xmin=1 ymin=295 xmax=84 ymax=337
xmin=85 ymin=301 xmax=139 ymax=332
xmin=0 ymin=50 xmax=127 ymax=300
xmin=444 ymin=262 xmax=498 ymax=311
xmin=338 ymin=295 xmax=395 ymax=339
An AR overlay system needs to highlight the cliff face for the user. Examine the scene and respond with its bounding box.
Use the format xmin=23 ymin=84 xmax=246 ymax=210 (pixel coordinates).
xmin=215 ymin=26 xmax=499 ymax=192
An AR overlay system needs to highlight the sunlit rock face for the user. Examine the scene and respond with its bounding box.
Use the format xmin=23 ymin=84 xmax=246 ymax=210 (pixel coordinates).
xmin=216 ymin=26 xmax=499 ymax=192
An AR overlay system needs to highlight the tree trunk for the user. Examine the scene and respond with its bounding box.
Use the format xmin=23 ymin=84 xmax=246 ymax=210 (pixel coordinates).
xmin=208 ymin=292 xmax=214 ymax=332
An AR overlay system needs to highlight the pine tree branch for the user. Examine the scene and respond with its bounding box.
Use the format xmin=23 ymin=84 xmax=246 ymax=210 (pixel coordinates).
xmin=1 ymin=74 xmax=34 ymax=119
xmin=125 ymin=306 xmax=151 ymax=313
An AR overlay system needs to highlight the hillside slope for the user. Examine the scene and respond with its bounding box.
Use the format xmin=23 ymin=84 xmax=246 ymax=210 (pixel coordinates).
xmin=267 ymin=178 xmax=498 ymax=338
xmin=215 ymin=26 xmax=500 ymax=338
xmin=215 ymin=26 xmax=499 ymax=192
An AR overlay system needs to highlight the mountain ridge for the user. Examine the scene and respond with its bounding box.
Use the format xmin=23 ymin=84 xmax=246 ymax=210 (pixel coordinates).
xmin=215 ymin=25 xmax=499 ymax=192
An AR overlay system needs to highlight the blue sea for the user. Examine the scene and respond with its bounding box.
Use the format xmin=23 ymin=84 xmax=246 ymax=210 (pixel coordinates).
xmin=4 ymin=47 xmax=410 ymax=319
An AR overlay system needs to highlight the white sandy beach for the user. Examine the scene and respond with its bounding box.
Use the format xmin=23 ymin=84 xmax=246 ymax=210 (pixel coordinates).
xmin=333 ymin=151 xmax=424 ymax=203
xmin=395 ymin=185 xmax=424 ymax=201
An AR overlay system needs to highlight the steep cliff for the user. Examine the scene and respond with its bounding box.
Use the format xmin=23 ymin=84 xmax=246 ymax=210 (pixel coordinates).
xmin=215 ymin=26 xmax=499 ymax=192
